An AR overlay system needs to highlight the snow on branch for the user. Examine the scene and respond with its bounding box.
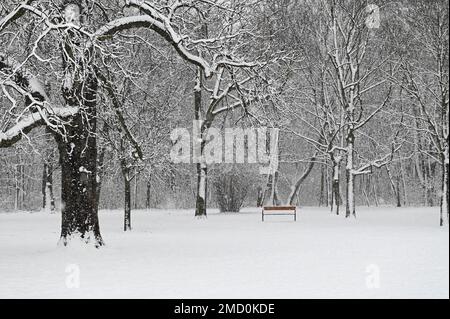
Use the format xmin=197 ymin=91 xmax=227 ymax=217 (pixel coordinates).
xmin=94 ymin=0 xmax=256 ymax=78
xmin=0 ymin=107 xmax=78 ymax=148
xmin=0 ymin=53 xmax=48 ymax=101
xmin=0 ymin=0 xmax=35 ymax=32
xmin=351 ymin=144 xmax=402 ymax=176
xmin=1 ymin=52 xmax=79 ymax=148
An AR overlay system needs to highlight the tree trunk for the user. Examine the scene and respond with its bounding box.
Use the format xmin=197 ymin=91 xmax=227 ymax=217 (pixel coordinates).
xmin=42 ymin=162 xmax=55 ymax=213
xmin=396 ymin=175 xmax=401 ymax=208
xmin=287 ymin=156 xmax=316 ymax=206
xmin=195 ymin=161 xmax=208 ymax=217
xmin=325 ymin=163 xmax=330 ymax=207
xmin=96 ymin=144 xmax=106 ymax=214
xmin=21 ymin=164 xmax=25 ymax=207
xmin=441 ymin=152 xmax=449 ymax=226
xmin=14 ymin=164 xmax=21 ymax=211
xmin=124 ymin=174 xmax=132 ymax=232
xmin=331 ymin=160 xmax=342 ymax=215
xmin=256 ymin=186 xmax=264 ymax=207
xmin=194 ymin=67 xmax=208 ymax=218
xmin=56 ymin=73 xmax=103 ymax=247
xmin=272 ymin=170 xmax=281 ymax=205
xmin=146 ymin=179 xmax=151 ymax=209
xmin=400 ymin=160 xmax=408 ymax=206
xmin=134 ymin=173 xmax=139 ymax=210
xmin=96 ymin=125 xmax=109 ymax=214
xmin=119 ymin=157 xmax=132 ymax=232
xmin=319 ymin=165 xmax=325 ymax=206
xmin=56 ymin=123 xmax=103 ymax=246
xmin=345 ymin=132 xmax=356 ymax=218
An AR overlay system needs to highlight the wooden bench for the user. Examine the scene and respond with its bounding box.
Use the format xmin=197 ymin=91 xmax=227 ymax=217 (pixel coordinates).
xmin=262 ymin=206 xmax=297 ymax=222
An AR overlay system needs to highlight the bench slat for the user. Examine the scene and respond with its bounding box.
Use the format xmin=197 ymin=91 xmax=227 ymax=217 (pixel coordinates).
xmin=263 ymin=206 xmax=296 ymax=211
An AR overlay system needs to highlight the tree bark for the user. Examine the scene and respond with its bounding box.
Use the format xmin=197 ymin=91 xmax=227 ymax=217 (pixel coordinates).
xmin=134 ymin=173 xmax=139 ymax=210
xmin=42 ymin=162 xmax=55 ymax=213
xmin=194 ymin=67 xmax=208 ymax=218
xmin=256 ymin=186 xmax=264 ymax=207
xmin=195 ymin=161 xmax=208 ymax=217
xmin=146 ymin=179 xmax=151 ymax=209
xmin=345 ymin=131 xmax=356 ymax=218
xmin=331 ymin=158 xmax=342 ymax=215
xmin=319 ymin=165 xmax=325 ymax=206
xmin=119 ymin=156 xmax=132 ymax=231
xmin=56 ymin=121 xmax=103 ymax=246
xmin=441 ymin=152 xmax=449 ymax=226
xmin=124 ymin=173 xmax=132 ymax=232
xmin=55 ymin=74 xmax=103 ymax=247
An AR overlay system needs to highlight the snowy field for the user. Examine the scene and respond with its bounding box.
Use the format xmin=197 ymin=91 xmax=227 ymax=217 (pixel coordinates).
xmin=0 ymin=207 xmax=448 ymax=299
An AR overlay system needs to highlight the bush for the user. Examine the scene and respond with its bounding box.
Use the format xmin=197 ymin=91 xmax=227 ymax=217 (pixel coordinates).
xmin=213 ymin=168 xmax=250 ymax=213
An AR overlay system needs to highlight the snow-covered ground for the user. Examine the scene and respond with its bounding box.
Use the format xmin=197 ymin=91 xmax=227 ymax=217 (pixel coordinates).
xmin=0 ymin=207 xmax=448 ymax=299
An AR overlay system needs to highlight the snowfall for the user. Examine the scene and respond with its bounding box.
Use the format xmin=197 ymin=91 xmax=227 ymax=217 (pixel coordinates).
xmin=0 ymin=207 xmax=448 ymax=299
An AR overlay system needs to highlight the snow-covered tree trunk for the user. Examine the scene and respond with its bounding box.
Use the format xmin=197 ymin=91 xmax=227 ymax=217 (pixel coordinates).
xmin=441 ymin=149 xmax=449 ymax=226
xmin=345 ymin=129 xmax=356 ymax=218
xmin=54 ymin=2 xmax=104 ymax=246
xmin=42 ymin=162 xmax=55 ymax=213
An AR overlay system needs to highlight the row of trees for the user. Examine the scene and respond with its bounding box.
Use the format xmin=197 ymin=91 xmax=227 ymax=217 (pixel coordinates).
xmin=0 ymin=0 xmax=448 ymax=247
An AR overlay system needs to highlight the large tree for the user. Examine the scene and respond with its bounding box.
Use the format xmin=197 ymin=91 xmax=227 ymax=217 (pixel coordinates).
xmin=0 ymin=0 xmax=257 ymax=246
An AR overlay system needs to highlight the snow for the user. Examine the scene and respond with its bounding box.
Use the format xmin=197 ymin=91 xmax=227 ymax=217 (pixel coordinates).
xmin=0 ymin=107 xmax=79 ymax=146
xmin=28 ymin=77 xmax=48 ymax=100
xmin=0 ymin=207 xmax=448 ymax=299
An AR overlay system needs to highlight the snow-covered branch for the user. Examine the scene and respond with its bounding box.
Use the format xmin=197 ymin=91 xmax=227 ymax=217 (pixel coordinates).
xmin=94 ymin=0 xmax=256 ymax=78
xmin=0 ymin=107 xmax=78 ymax=148
xmin=0 ymin=0 xmax=34 ymax=32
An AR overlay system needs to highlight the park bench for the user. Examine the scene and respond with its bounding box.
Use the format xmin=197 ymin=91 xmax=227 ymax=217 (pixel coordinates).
xmin=262 ymin=206 xmax=297 ymax=222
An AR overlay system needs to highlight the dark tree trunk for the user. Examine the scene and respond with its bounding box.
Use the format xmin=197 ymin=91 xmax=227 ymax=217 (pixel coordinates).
xmin=345 ymin=131 xmax=356 ymax=218
xmin=272 ymin=171 xmax=281 ymax=206
xmin=52 ymin=2 xmax=104 ymax=247
xmin=119 ymin=157 xmax=132 ymax=232
xmin=331 ymin=159 xmax=342 ymax=215
xmin=195 ymin=162 xmax=208 ymax=217
xmin=319 ymin=165 xmax=325 ymax=206
xmin=194 ymin=69 xmax=208 ymax=218
xmin=133 ymin=173 xmax=139 ymax=210
xmin=56 ymin=121 xmax=103 ymax=246
xmin=21 ymin=164 xmax=25 ymax=206
xmin=256 ymin=186 xmax=264 ymax=207
xmin=14 ymin=164 xmax=21 ymax=211
xmin=396 ymin=176 xmax=401 ymax=208
xmin=124 ymin=174 xmax=132 ymax=232
xmin=146 ymin=179 xmax=151 ymax=209
xmin=55 ymin=74 xmax=103 ymax=247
